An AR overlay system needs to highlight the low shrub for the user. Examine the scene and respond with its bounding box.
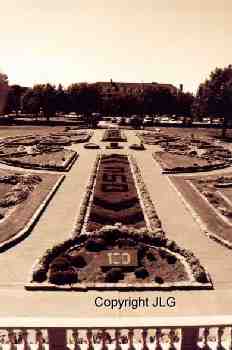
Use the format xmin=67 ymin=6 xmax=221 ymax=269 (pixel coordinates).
xmin=85 ymin=238 xmax=106 ymax=252
xmin=167 ymin=254 xmax=177 ymax=265
xmin=146 ymin=252 xmax=156 ymax=261
xmin=105 ymin=268 xmax=124 ymax=283
xmin=70 ymin=255 xmax=87 ymax=268
xmin=50 ymin=256 xmax=71 ymax=271
xmin=49 ymin=270 xmax=78 ymax=285
xmin=32 ymin=268 xmax=47 ymax=283
xmin=134 ymin=267 xmax=149 ymax=279
xmin=155 ymin=276 xmax=164 ymax=284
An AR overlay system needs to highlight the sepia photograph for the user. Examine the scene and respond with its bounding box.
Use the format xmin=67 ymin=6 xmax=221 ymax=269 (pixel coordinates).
xmin=0 ymin=0 xmax=232 ymax=324
xmin=0 ymin=317 xmax=232 ymax=350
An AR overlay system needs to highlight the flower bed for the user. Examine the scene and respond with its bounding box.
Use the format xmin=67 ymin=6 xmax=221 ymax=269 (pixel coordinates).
xmin=0 ymin=149 xmax=78 ymax=172
xmin=138 ymin=131 xmax=232 ymax=173
xmin=154 ymin=152 xmax=229 ymax=174
xmin=26 ymin=153 xmax=212 ymax=290
xmin=102 ymin=129 xmax=127 ymax=142
xmin=171 ymin=174 xmax=232 ymax=248
xmin=27 ymin=225 xmax=212 ymax=290
xmin=84 ymin=143 xmax=100 ymax=149
xmin=0 ymin=169 xmax=64 ymax=249
xmin=85 ymin=154 xmax=146 ymax=232
xmin=129 ymin=143 xmax=145 ymax=150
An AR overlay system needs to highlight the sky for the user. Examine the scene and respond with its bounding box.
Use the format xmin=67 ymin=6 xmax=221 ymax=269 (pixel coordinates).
xmin=0 ymin=0 xmax=232 ymax=93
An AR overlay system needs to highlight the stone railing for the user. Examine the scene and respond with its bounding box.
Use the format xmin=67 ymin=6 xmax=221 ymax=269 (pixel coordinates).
xmin=0 ymin=325 xmax=231 ymax=350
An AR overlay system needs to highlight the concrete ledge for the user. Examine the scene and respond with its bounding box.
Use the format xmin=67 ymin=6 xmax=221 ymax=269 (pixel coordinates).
xmin=25 ymin=280 xmax=212 ymax=291
xmin=0 ymin=174 xmax=65 ymax=253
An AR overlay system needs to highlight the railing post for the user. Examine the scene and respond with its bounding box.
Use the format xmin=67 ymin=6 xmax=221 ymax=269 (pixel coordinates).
xmin=181 ymin=327 xmax=199 ymax=350
xmin=142 ymin=329 xmax=149 ymax=350
xmin=72 ymin=329 xmax=81 ymax=350
xmin=217 ymin=327 xmax=225 ymax=350
xmin=115 ymin=329 xmax=122 ymax=350
xmin=128 ymin=328 xmax=135 ymax=350
xmin=36 ymin=329 xmax=45 ymax=350
xmin=101 ymin=329 xmax=108 ymax=350
xmin=48 ymin=328 xmax=67 ymax=350
xmin=8 ymin=330 xmax=17 ymax=350
xmin=22 ymin=330 xmax=30 ymax=350
xmin=155 ymin=328 xmax=162 ymax=350
xmin=169 ymin=329 xmax=176 ymax=350
xmin=86 ymin=329 xmax=94 ymax=350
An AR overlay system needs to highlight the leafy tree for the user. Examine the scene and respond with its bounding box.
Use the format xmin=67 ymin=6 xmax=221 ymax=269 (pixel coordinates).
xmin=0 ymin=72 xmax=9 ymax=113
xmin=195 ymin=65 xmax=232 ymax=138
xmin=21 ymin=89 xmax=41 ymax=119
xmin=5 ymin=85 xmax=28 ymax=115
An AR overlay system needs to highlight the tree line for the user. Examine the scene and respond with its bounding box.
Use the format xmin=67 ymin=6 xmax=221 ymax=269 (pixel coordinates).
xmin=1 ymin=64 xmax=232 ymax=137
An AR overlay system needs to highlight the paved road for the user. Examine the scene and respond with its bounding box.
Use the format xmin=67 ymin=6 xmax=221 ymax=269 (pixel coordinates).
xmin=0 ymin=129 xmax=231 ymax=318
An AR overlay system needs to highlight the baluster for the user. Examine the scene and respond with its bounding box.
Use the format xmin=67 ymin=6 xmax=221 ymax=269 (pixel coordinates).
xmin=36 ymin=329 xmax=45 ymax=350
xmin=217 ymin=327 xmax=225 ymax=350
xmin=155 ymin=328 xmax=162 ymax=350
xmin=8 ymin=330 xmax=17 ymax=350
xmin=115 ymin=329 xmax=122 ymax=350
xmin=87 ymin=329 xmax=94 ymax=350
xmin=101 ymin=329 xmax=108 ymax=350
xmin=128 ymin=329 xmax=135 ymax=350
xmin=72 ymin=329 xmax=81 ymax=350
xmin=202 ymin=328 xmax=210 ymax=350
xmin=142 ymin=329 xmax=149 ymax=350
xmin=22 ymin=330 xmax=31 ymax=350
xmin=169 ymin=329 xmax=176 ymax=350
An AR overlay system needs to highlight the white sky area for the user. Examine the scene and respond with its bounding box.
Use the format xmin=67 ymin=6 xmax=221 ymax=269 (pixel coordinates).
xmin=0 ymin=0 xmax=232 ymax=92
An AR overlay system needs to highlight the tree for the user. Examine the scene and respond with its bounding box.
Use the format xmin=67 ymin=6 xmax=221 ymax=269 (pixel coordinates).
xmin=195 ymin=65 xmax=232 ymax=138
xmin=67 ymin=83 xmax=101 ymax=127
xmin=22 ymin=84 xmax=57 ymax=121
xmin=5 ymin=85 xmax=28 ymax=116
xmin=21 ymin=88 xmax=40 ymax=119
xmin=176 ymin=91 xmax=194 ymax=125
xmin=0 ymin=72 xmax=9 ymax=113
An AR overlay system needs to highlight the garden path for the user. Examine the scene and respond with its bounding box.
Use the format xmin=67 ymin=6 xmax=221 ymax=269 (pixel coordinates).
xmin=0 ymin=129 xmax=230 ymax=317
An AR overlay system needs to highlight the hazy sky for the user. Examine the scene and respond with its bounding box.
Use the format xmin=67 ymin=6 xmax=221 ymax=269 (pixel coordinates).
xmin=1 ymin=0 xmax=232 ymax=92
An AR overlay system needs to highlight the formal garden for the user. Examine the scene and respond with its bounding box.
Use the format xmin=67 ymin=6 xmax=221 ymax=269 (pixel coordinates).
xmin=26 ymin=151 xmax=212 ymax=291
xmin=138 ymin=131 xmax=232 ymax=173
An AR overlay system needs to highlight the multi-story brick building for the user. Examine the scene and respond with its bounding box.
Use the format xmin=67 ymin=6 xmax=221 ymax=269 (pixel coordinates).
xmin=95 ymin=80 xmax=178 ymax=100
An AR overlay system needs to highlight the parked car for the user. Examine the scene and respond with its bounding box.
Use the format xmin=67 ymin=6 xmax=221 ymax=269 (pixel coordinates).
xmin=143 ymin=116 xmax=153 ymax=126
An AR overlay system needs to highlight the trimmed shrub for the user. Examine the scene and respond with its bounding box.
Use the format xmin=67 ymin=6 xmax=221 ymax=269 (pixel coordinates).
xmin=134 ymin=267 xmax=149 ymax=279
xmin=146 ymin=252 xmax=156 ymax=261
xmin=155 ymin=276 xmax=164 ymax=284
xmin=49 ymin=270 xmax=78 ymax=285
xmin=167 ymin=254 xmax=177 ymax=265
xmin=32 ymin=268 xmax=47 ymax=283
xmin=85 ymin=238 xmax=106 ymax=252
xmin=50 ymin=256 xmax=71 ymax=271
xmin=70 ymin=255 xmax=87 ymax=268
xmin=105 ymin=268 xmax=124 ymax=283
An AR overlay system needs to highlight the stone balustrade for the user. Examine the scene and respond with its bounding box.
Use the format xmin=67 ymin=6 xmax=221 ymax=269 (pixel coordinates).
xmin=0 ymin=326 xmax=231 ymax=350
